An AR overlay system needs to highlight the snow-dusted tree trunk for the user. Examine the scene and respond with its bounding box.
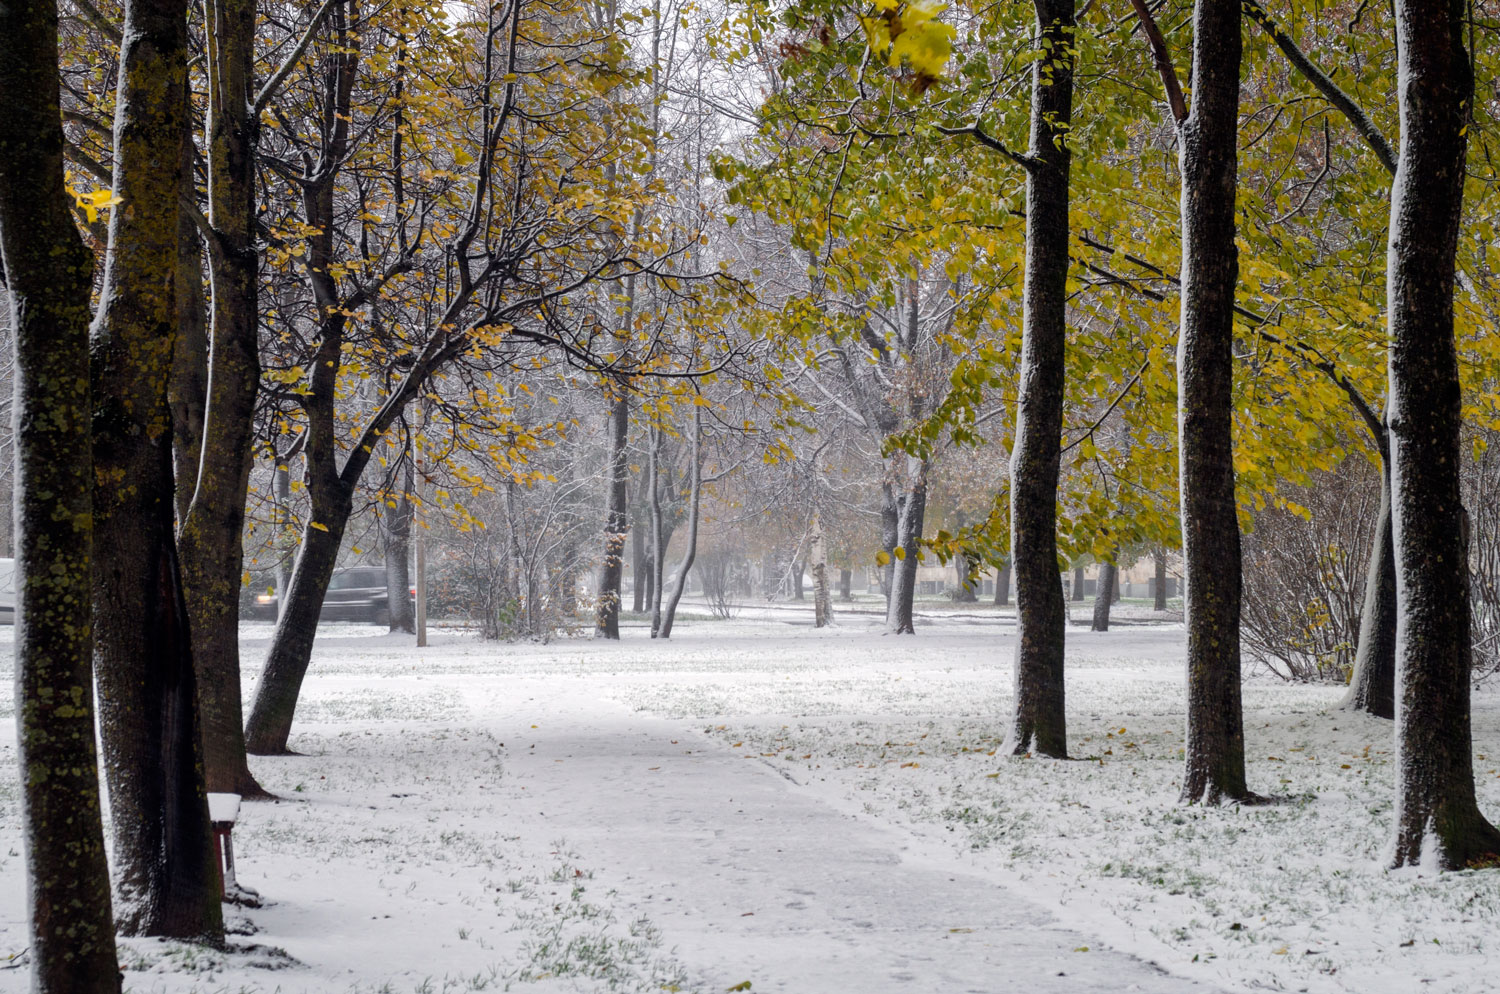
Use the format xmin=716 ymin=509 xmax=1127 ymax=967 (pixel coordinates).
xmin=649 ymin=424 xmax=666 ymax=637
xmin=91 ymin=0 xmax=223 ymax=939
xmin=1091 ymin=561 xmax=1117 ymax=632
xmin=595 ymin=383 xmax=630 ymax=638
xmin=177 ymin=0 xmax=264 ymax=796
xmin=1 ymin=1 xmax=121 ymax=983
xmin=1152 ymin=548 xmax=1168 ymax=611
xmin=1005 ymin=0 xmax=1073 ymax=757
xmin=811 ymin=510 xmax=832 ymax=628
xmin=658 ymin=406 xmax=702 ymax=638
xmin=886 ymin=457 xmax=928 ymax=634
xmin=1386 ymin=0 xmax=1500 ymax=869
xmin=879 ymin=483 xmax=898 ymax=602
xmin=1176 ymin=0 xmax=1251 ymax=805
xmin=384 ymin=433 xmax=416 ymax=634
xmin=1343 ymin=456 xmax=1394 ymax=717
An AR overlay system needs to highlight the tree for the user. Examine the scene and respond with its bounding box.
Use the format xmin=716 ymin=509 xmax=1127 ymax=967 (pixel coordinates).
xmin=658 ymin=402 xmax=705 ymax=636
xmin=174 ymin=0 xmax=281 ymax=797
xmin=1385 ymin=0 xmax=1500 ymax=870
xmin=1002 ymin=0 xmax=1073 ymax=757
xmin=1091 ymin=559 xmax=1116 ymax=632
xmin=1131 ymin=0 xmax=1253 ymax=803
xmin=243 ymin=0 xmax=738 ymax=750
xmin=89 ymin=0 xmax=223 ymax=939
xmin=597 ymin=381 xmax=631 ymax=637
xmin=0 ymin=0 xmax=120 ymax=985
xmin=383 ymin=430 xmax=417 ymax=633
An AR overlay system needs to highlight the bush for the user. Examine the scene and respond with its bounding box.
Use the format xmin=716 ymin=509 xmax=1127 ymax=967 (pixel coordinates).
xmin=696 ymin=546 xmax=744 ymax=619
xmin=1241 ymin=459 xmax=1378 ymax=682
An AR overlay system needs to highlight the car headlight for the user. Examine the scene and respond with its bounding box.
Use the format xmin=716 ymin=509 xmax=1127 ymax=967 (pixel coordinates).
xmin=256 ymin=594 xmax=274 ymax=604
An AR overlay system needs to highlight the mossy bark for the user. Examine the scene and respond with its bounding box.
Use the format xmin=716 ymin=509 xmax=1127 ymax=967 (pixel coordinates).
xmin=90 ymin=0 xmax=223 ymax=940
xmin=0 ymin=1 xmax=122 ymax=986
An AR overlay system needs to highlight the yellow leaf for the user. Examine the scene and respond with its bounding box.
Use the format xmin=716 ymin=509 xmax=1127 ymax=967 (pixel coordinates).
xmin=70 ymin=186 xmax=122 ymax=222
xmin=310 ymin=521 xmax=329 ymax=532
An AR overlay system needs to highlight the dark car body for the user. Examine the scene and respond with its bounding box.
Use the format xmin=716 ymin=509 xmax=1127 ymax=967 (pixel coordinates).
xmin=250 ymin=565 xmax=407 ymax=624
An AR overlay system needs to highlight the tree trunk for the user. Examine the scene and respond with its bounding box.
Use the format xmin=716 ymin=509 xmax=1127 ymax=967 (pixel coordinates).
xmin=0 ymin=2 xmax=121 ymax=982
xmin=954 ymin=552 xmax=979 ymax=602
xmin=630 ymin=490 xmax=648 ymax=613
xmin=995 ymin=561 xmax=1011 ymax=606
xmin=1386 ymin=0 xmax=1500 ymax=869
xmin=384 ymin=441 xmax=415 ymax=633
xmin=170 ymin=114 xmax=207 ymax=525
xmin=595 ymin=383 xmax=630 ymax=638
xmin=1111 ymin=566 xmax=1122 ymax=603
xmin=177 ymin=0 xmax=264 ymax=797
xmin=273 ymin=453 xmax=293 ymax=619
xmin=659 ymin=406 xmax=701 ymax=638
xmin=1005 ymin=0 xmax=1074 ymax=758
xmin=792 ymin=560 xmax=806 ymax=600
xmin=839 ymin=567 xmax=852 ymax=601
xmin=1177 ymin=0 xmax=1251 ymax=805
xmin=886 ymin=458 xmax=928 ymax=634
xmin=1071 ymin=565 xmax=1085 ymax=601
xmin=89 ymin=0 xmax=223 ymax=939
xmin=811 ymin=510 xmax=832 ymax=628
xmin=244 ymin=485 xmax=354 ymax=754
xmin=1342 ymin=452 xmax=1395 ymax=718
xmin=649 ymin=425 xmax=665 ymax=636
xmin=1091 ymin=561 xmax=1117 ymax=632
xmin=879 ymin=482 xmax=898 ymax=602
xmin=1153 ymin=548 xmax=1169 ymax=611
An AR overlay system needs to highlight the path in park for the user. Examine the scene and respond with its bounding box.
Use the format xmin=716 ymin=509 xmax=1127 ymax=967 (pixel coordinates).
xmin=493 ymin=675 xmax=1230 ymax=994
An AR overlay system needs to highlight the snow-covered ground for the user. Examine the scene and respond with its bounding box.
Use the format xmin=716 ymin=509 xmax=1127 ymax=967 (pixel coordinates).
xmin=1 ymin=602 xmax=1497 ymax=993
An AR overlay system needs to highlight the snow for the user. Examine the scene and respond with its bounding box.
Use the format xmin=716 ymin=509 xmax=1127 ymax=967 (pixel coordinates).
xmin=207 ymin=793 xmax=241 ymax=825
xmin=1 ymin=602 xmax=1498 ymax=993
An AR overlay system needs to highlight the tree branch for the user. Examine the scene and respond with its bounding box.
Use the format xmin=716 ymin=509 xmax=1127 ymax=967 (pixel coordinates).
xmin=1127 ymin=0 xmax=1188 ymax=126
xmin=71 ymin=0 xmax=122 ymax=43
xmin=1060 ymin=359 xmax=1150 ymax=456
xmin=1244 ymin=0 xmax=1397 ymax=175
xmin=253 ymin=0 xmax=341 ymax=115
xmin=1075 ymin=238 xmax=1388 ymax=450
xmin=934 ymin=123 xmax=1039 ymax=172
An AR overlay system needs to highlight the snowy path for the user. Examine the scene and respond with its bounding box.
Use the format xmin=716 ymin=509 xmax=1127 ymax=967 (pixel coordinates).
xmin=494 ymin=681 xmax=1226 ymax=994
xmin=7 ymin=612 xmax=1496 ymax=992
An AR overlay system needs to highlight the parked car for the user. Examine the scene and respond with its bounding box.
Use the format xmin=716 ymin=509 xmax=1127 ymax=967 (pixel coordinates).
xmin=250 ymin=565 xmax=410 ymax=625
xmin=0 ymin=558 xmax=14 ymax=624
